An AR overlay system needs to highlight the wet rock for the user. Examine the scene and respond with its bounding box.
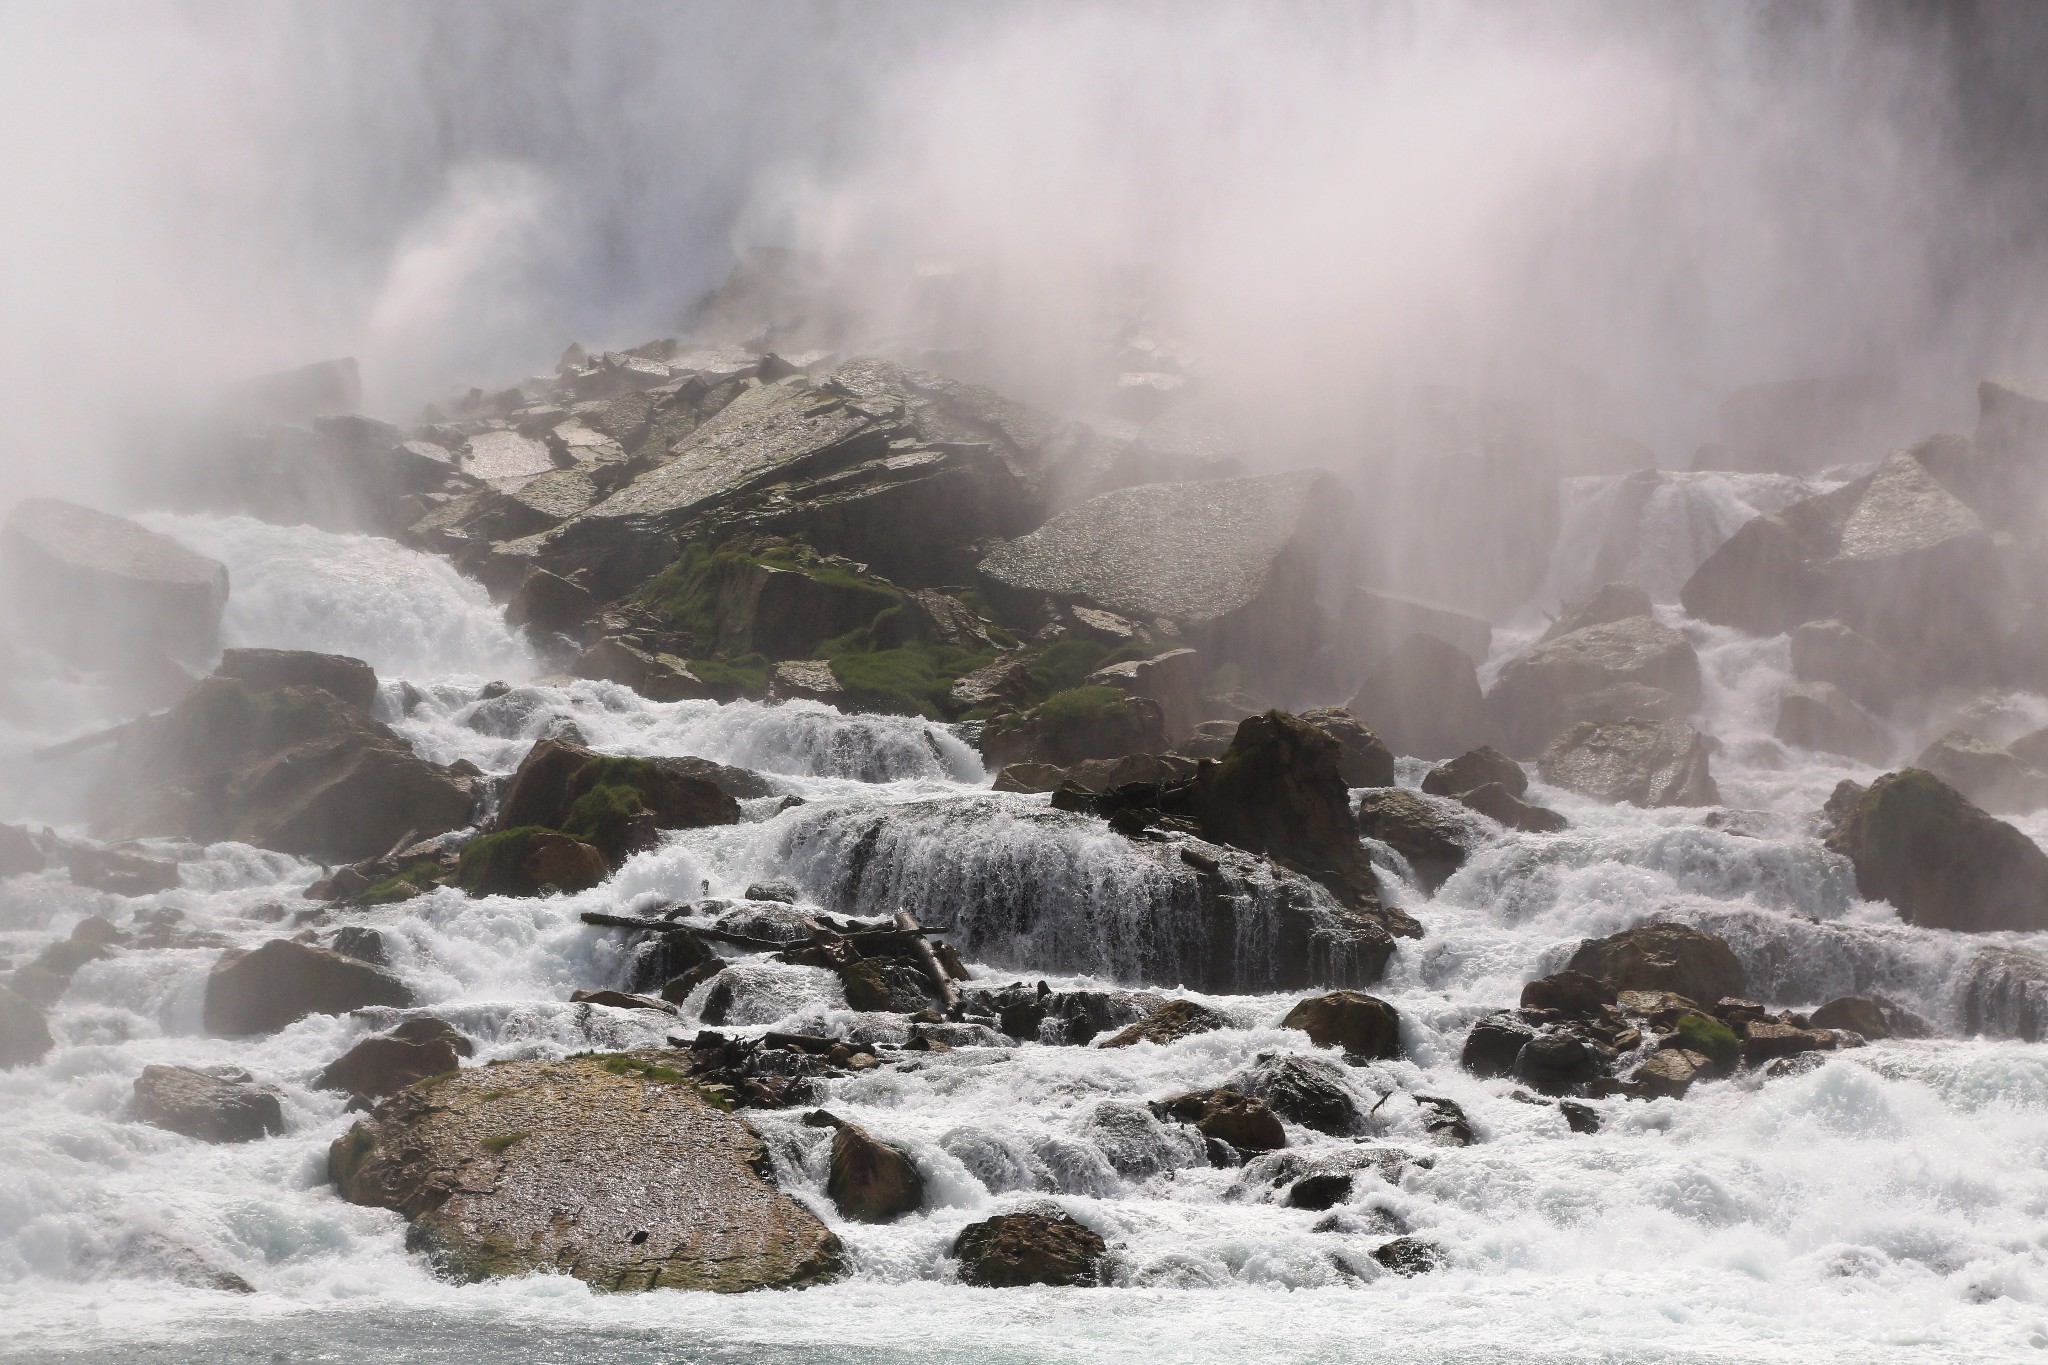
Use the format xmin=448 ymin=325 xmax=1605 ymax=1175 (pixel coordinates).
xmin=316 ymin=1018 xmax=473 ymax=1102
xmin=1152 ymin=1089 xmax=1287 ymax=1152
xmin=1538 ymin=718 xmax=1718 ymax=807
xmin=570 ymin=989 xmax=676 ymax=1013
xmin=825 ymin=1122 xmax=925 ymax=1222
xmin=1489 ymin=616 xmax=1701 ymax=757
xmin=0 ymin=824 xmax=43 ymax=880
xmin=1632 ymin=1047 xmax=1710 ymax=1099
xmin=1809 ymin=995 xmax=1927 ymax=1040
xmin=493 ymin=739 xmax=742 ymax=863
xmin=65 ymin=845 xmax=180 ymax=895
xmin=1823 ymin=768 xmax=2048 ymax=931
xmin=0 ymin=986 xmax=53 ymax=1068
xmin=1422 ymin=746 xmax=1527 ymax=800
xmin=203 ymin=938 xmax=416 ymax=1036
xmin=1280 ymin=990 xmax=1401 ymax=1060
xmin=1912 ymin=730 xmax=2048 ymax=813
xmin=1680 ymin=511 xmax=1831 ymax=636
xmin=1461 ymin=781 xmax=1569 ymax=833
xmin=1354 ymin=789 xmax=1472 ymax=893
xmin=1 ymin=498 xmax=229 ymax=669
xmin=981 ymin=687 xmax=1168 ymax=769
xmin=1347 ymin=633 xmax=1490 ymax=761
xmin=1295 ymin=708 xmax=1395 ymax=788
xmin=1099 ymin=998 xmax=1228 ymax=1048
xmin=993 ymin=752 xmax=1199 ymax=796
xmin=1740 ymin=1020 xmax=1836 ymax=1065
xmin=840 ymin=957 xmax=939 ymax=1013
xmin=1790 ymin=619 xmax=1906 ymax=710
xmin=1286 ymin=1172 xmax=1354 ymax=1211
xmin=1543 ymin=583 xmax=1655 ymax=642
xmin=331 ymin=1051 xmax=844 ymax=1291
xmin=1961 ymin=947 xmax=2048 ymax=1041
xmin=132 ymin=1065 xmax=283 ymax=1142
xmin=1460 ymin=1013 xmax=1537 ymax=1078
xmin=1567 ymin=923 xmax=1746 ymax=1004
xmin=1776 ymin=681 xmax=1889 ymax=765
xmin=1088 ymin=649 xmax=1204 ymax=744
xmin=1372 ymin=1236 xmax=1444 ymax=1276
xmin=213 ymin=648 xmax=377 ymax=711
xmin=1519 ymin=971 xmax=1618 ymax=1016
xmin=456 ymin=828 xmax=608 ymax=898
xmin=1229 ymin=1053 xmax=1361 ymax=1135
xmin=952 ymin=1210 xmax=1106 ymax=1288
xmin=1559 ymin=1100 xmax=1601 ymax=1133
xmin=1414 ymin=1094 xmax=1475 ymax=1146
xmin=1514 ymin=1030 xmax=1603 ymax=1096
xmin=744 ymin=878 xmax=799 ymax=903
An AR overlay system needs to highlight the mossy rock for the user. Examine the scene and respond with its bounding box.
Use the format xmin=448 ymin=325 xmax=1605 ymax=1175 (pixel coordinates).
xmin=981 ymin=686 xmax=1167 ymax=767
xmin=1825 ymin=768 xmax=2048 ymax=932
xmin=456 ymin=827 xmax=608 ymax=898
xmin=1670 ymin=1013 xmax=1739 ymax=1074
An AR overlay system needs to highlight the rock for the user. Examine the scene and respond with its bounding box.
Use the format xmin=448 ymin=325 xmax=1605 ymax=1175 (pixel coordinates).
xmin=1519 ymin=970 xmax=1618 ymax=1016
xmin=213 ymin=648 xmax=377 ymax=711
xmin=1371 ymin=1236 xmax=1444 ymax=1276
xmin=1912 ymin=731 xmax=2048 ymax=813
xmin=840 ymin=957 xmax=938 ymax=1013
xmin=994 ymin=752 xmax=1199 ymax=796
xmin=131 ymin=1065 xmax=283 ymax=1142
xmin=1808 ymin=995 xmax=1926 ymax=1040
xmin=1632 ymin=1047 xmax=1709 ymax=1099
xmin=456 ymin=828 xmax=609 ymax=898
xmin=1961 ymin=947 xmax=2048 ymax=1041
xmin=1459 ymin=1013 xmax=1537 ymax=1077
xmin=1295 ymin=708 xmax=1395 ymax=787
xmin=1538 ymin=718 xmax=1718 ymax=807
xmin=1422 ymin=746 xmax=1527 ymax=800
xmin=952 ymin=1211 xmax=1105 ymax=1288
xmin=65 ymin=845 xmax=180 ymax=895
xmin=1455 ymin=781 xmax=1568 ymax=833
xmin=1567 ymin=923 xmax=1746 ymax=1004
xmin=981 ymin=688 xmax=1168 ymax=769
xmin=1287 ymin=1172 xmax=1355 ymax=1211
xmin=1332 ymin=588 xmax=1493 ymax=682
xmin=1087 ymin=649 xmax=1204 ymax=744
xmin=1514 ymin=1030 xmax=1603 ymax=1095
xmin=1 ymin=498 xmax=229 ymax=668
xmin=1776 ymin=682 xmax=1889 ymax=765
xmin=1354 ymin=789 xmax=1471 ymax=893
xmin=1823 ymin=768 xmax=2048 ymax=931
xmin=1741 ymin=1020 xmax=1836 ymax=1065
xmin=1152 ymin=1089 xmax=1287 ymax=1152
xmin=1347 ymin=633 xmax=1490 ymax=760
xmin=980 ymin=470 xmax=1355 ymax=698
xmin=91 ymin=678 xmax=476 ymax=863
xmin=768 ymin=660 xmax=844 ymax=704
xmin=0 ymin=824 xmax=43 ymax=880
xmin=1679 ymin=511 xmax=1832 ymax=636
xmin=1543 ymin=583 xmax=1655 ymax=641
xmin=316 ymin=1018 xmax=473 ymax=1101
xmin=203 ymin=938 xmax=416 ymax=1036
xmin=825 ymin=1122 xmax=925 ymax=1222
xmin=493 ymin=739 xmax=742 ymax=862
xmin=0 ymin=986 xmax=53 ymax=1068
xmin=1098 ymin=998 xmax=1228 ymax=1048
xmin=1281 ymin=990 xmax=1401 ymax=1059
xmin=1790 ymin=619 xmax=1906 ymax=710
xmin=1229 ymin=1053 xmax=1360 ymax=1135
xmin=329 ymin=926 xmax=388 ymax=965
xmin=1414 ymin=1094 xmax=1475 ymax=1146
xmin=331 ymin=1051 xmax=844 ymax=1291
xmin=1488 ymin=616 xmax=1701 ymax=758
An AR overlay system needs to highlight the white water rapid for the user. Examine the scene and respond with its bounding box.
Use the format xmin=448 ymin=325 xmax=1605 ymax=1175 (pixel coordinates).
xmin=3 ymin=510 xmax=2046 ymax=1364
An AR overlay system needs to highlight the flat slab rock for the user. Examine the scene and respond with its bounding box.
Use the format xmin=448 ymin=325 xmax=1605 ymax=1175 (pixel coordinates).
xmin=330 ymin=1051 xmax=843 ymax=1292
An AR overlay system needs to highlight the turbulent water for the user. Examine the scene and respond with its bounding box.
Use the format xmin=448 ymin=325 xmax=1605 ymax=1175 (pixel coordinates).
xmin=4 ymin=513 xmax=2048 ymax=1364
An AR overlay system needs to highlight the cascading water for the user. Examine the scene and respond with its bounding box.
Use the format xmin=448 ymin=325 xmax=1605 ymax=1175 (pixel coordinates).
xmin=2 ymin=509 xmax=2047 ymax=1365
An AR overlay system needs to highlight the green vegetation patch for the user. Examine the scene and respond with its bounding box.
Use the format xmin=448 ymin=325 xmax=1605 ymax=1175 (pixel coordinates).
xmin=1672 ymin=1013 xmax=1740 ymax=1071
xmin=828 ymin=642 xmax=996 ymax=718
xmin=480 ymin=1131 xmax=528 ymax=1154
xmin=455 ymin=827 xmax=557 ymax=895
xmin=356 ymin=858 xmax=448 ymax=905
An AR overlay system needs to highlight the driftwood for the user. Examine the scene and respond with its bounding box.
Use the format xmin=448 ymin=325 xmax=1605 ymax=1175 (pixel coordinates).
xmin=895 ymin=908 xmax=961 ymax=1011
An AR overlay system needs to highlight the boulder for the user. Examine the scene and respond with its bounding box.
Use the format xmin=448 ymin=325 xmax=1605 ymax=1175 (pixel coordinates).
xmin=1775 ymin=681 xmax=1889 ymax=765
xmin=1372 ymin=1236 xmax=1445 ymax=1276
xmin=993 ymin=753 xmax=1198 ymax=796
xmin=1280 ymin=990 xmax=1401 ymax=1059
xmin=91 ymin=677 xmax=476 ymax=863
xmin=1 ymin=499 xmax=229 ymax=668
xmin=1151 ymin=1089 xmax=1287 ymax=1152
xmin=1678 ymin=512 xmax=1832 ymax=636
xmin=1456 ymin=782 xmax=1568 ymax=833
xmin=65 ymin=845 xmax=180 ymax=895
xmin=131 ymin=1065 xmax=283 ymax=1143
xmin=316 ymin=1018 xmax=473 ymax=1101
xmin=1228 ymin=1053 xmax=1360 ymax=1135
xmin=1633 ymin=1047 xmax=1710 ymax=1099
xmin=1519 ymin=970 xmax=1618 ymax=1016
xmin=1790 ymin=619 xmax=1907 ymax=710
xmin=1808 ymin=995 xmax=1926 ymax=1040
xmin=1823 ymin=768 xmax=2048 ymax=931
xmin=1543 ymin=583 xmax=1655 ymax=642
xmin=1087 ymin=649 xmax=1204 ymax=744
xmin=455 ymin=828 xmax=609 ymax=898
xmin=492 ymin=739 xmax=741 ymax=862
xmin=1354 ymin=789 xmax=1471 ymax=893
xmin=1962 ymin=947 xmax=2048 ymax=1041
xmin=979 ymin=471 xmax=1355 ymax=699
xmin=980 ymin=688 xmax=1168 ymax=769
xmin=1422 ymin=746 xmax=1527 ymax=800
xmin=1912 ymin=731 xmax=2048 ymax=813
xmin=0 ymin=986 xmax=53 ymax=1068
xmin=213 ymin=648 xmax=377 ymax=711
xmin=1538 ymin=718 xmax=1718 ymax=807
xmin=952 ymin=1211 xmax=1105 ymax=1288
xmin=332 ymin=1051 xmax=844 ymax=1290
xmin=0 ymin=824 xmax=43 ymax=880
xmin=1740 ymin=1020 xmax=1836 ymax=1065
xmin=840 ymin=957 xmax=938 ymax=1013
xmin=1488 ymin=616 xmax=1701 ymax=757
xmin=1460 ymin=1014 xmax=1537 ymax=1078
xmin=1347 ymin=633 xmax=1490 ymax=760
xmin=203 ymin=938 xmax=416 ymax=1036
xmin=1567 ymin=923 xmax=1746 ymax=1004
xmin=1514 ymin=1030 xmax=1603 ymax=1095
xmin=1098 ymin=998 xmax=1228 ymax=1048
xmin=1295 ymin=708 xmax=1395 ymax=787
xmin=824 ymin=1122 xmax=925 ymax=1222
xmin=1331 ymin=588 xmax=1493 ymax=682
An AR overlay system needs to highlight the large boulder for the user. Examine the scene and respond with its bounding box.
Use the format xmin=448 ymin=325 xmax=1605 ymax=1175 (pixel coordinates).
xmin=332 ymin=1051 xmax=845 ymax=1291
xmin=1087 ymin=648 xmax=1204 ymax=744
xmin=823 ymin=1121 xmax=925 ymax=1223
xmin=315 ymin=1018 xmax=473 ymax=1103
xmin=203 ymin=939 xmax=416 ymax=1036
xmin=1911 ymin=731 xmax=2048 ymax=813
xmin=2 ymin=499 xmax=229 ymax=669
xmin=1566 ymin=923 xmax=1746 ymax=1004
xmin=1227 ymin=1053 xmax=1361 ymax=1135
xmin=1151 ymin=1089 xmax=1287 ymax=1152
xmin=0 ymin=824 xmax=42 ymax=880
xmin=1823 ymin=769 xmax=2048 ymax=931
xmin=1679 ymin=512 xmax=1832 ymax=636
xmin=1280 ymin=990 xmax=1401 ymax=1059
xmin=1327 ymin=588 xmax=1492 ymax=688
xmin=981 ymin=688 xmax=1168 ymax=769
xmin=1789 ymin=619 xmax=1906 ymax=710
xmin=455 ymin=828 xmax=609 ymax=898
xmin=212 ymin=648 xmax=377 ymax=711
xmin=1422 ymin=746 xmax=1527 ymax=800
xmin=952 ymin=1211 xmax=1105 ymax=1288
xmin=1961 ymin=947 xmax=2048 ymax=1041
xmin=1354 ymin=789 xmax=1472 ymax=893
xmin=1775 ymin=682 xmax=1889 ymax=765
xmin=131 ymin=1065 xmax=283 ymax=1143
xmin=1347 ymin=633 xmax=1490 ymax=760
xmin=91 ymin=677 xmax=475 ymax=862
xmin=0 ymin=986 xmax=52 ymax=1068
xmin=1098 ymin=999 xmax=1228 ymax=1049
xmin=979 ymin=470 xmax=1355 ymax=701
xmin=1295 ymin=707 xmax=1395 ymax=788
xmin=492 ymin=739 xmax=741 ymax=862
xmin=1538 ymin=718 xmax=1718 ymax=807
xmin=1488 ymin=616 xmax=1701 ymax=758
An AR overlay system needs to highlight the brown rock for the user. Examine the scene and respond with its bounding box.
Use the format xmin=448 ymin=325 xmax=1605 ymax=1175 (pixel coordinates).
xmin=1538 ymin=718 xmax=1718 ymax=807
xmin=952 ymin=1211 xmax=1105 ymax=1288
xmin=825 ymin=1123 xmax=925 ymax=1223
xmin=203 ymin=938 xmax=415 ymax=1036
xmin=1153 ymin=1089 xmax=1286 ymax=1151
xmin=1348 ymin=633 xmax=1490 ymax=760
xmin=1280 ymin=990 xmax=1401 ymax=1059
xmin=1823 ymin=768 xmax=2048 ymax=932
xmin=316 ymin=1018 xmax=472 ymax=1101
xmin=1776 ymin=682 xmax=1889 ymax=765
xmin=132 ymin=1065 xmax=283 ymax=1142
xmin=1567 ymin=923 xmax=1746 ymax=1004
xmin=1098 ymin=998 xmax=1228 ymax=1048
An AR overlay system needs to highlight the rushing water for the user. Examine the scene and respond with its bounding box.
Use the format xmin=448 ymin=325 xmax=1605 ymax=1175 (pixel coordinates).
xmin=3 ymin=512 xmax=2047 ymax=1363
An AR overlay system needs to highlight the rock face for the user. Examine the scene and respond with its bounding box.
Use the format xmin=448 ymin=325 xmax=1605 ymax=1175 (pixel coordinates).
xmin=1 ymin=498 xmax=229 ymax=668
xmin=204 ymin=939 xmax=416 ymax=1036
xmin=824 ymin=1122 xmax=925 ymax=1222
xmin=316 ymin=1018 xmax=474 ymax=1102
xmin=0 ymin=986 xmax=53 ymax=1068
xmin=1823 ymin=769 xmax=2048 ymax=931
xmin=132 ymin=1065 xmax=284 ymax=1143
xmin=1538 ymin=718 xmax=1718 ymax=807
xmin=1295 ymin=708 xmax=1395 ymax=787
xmin=1280 ymin=990 xmax=1401 ymax=1059
xmin=1488 ymin=616 xmax=1701 ymax=758
xmin=92 ymin=676 xmax=476 ymax=862
xmin=213 ymin=648 xmax=378 ymax=711
xmin=952 ymin=1211 xmax=1105 ymax=1288
xmin=331 ymin=1051 xmax=844 ymax=1291
xmin=1566 ymin=923 xmax=1746 ymax=1004
xmin=979 ymin=470 xmax=1355 ymax=699
xmin=1347 ymin=633 xmax=1490 ymax=760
